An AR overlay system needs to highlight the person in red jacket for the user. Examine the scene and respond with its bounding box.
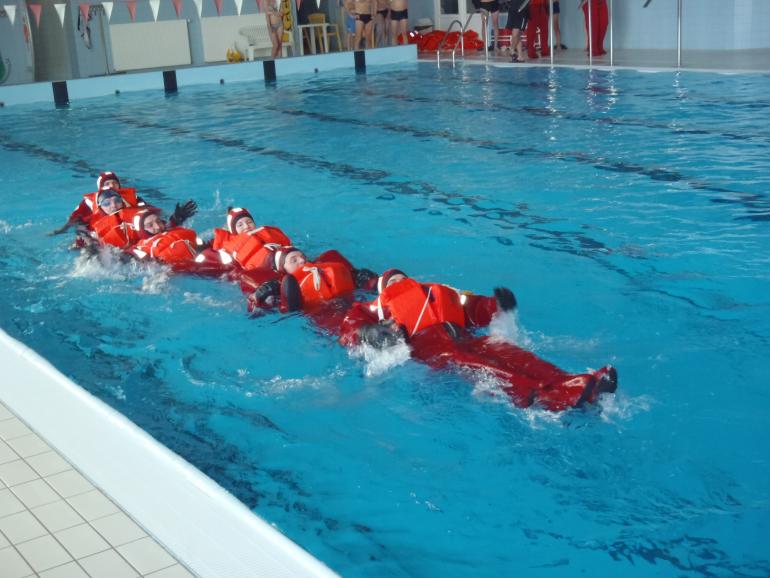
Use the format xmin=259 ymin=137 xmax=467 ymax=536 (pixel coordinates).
xmin=50 ymin=172 xmax=146 ymax=236
xmin=526 ymin=0 xmax=550 ymax=59
xmin=340 ymin=269 xmax=617 ymax=412
xmin=211 ymin=207 xmax=292 ymax=271
xmin=581 ymin=0 xmax=608 ymax=56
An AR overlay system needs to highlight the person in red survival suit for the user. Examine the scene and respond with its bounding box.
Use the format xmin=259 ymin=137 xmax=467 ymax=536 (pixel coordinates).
xmin=581 ymin=0 xmax=608 ymax=56
xmin=339 ymin=269 xmax=618 ymax=412
xmin=242 ymin=246 xmax=378 ymax=313
xmin=127 ymin=206 xmax=229 ymax=275
xmin=211 ymin=207 xmax=292 ymax=271
xmin=49 ymin=171 xmax=147 ymax=236
xmin=526 ymin=0 xmax=551 ymax=59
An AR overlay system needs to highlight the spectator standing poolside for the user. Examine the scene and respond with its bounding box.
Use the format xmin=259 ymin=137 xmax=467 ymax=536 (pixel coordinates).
xmin=477 ymin=0 xmax=501 ymax=53
xmin=265 ymin=0 xmax=284 ymax=58
xmin=354 ymin=0 xmax=375 ymax=48
xmin=342 ymin=0 xmax=356 ymax=49
xmin=552 ymin=0 xmax=566 ymax=49
xmin=506 ymin=0 xmax=528 ymax=62
xmin=389 ymin=0 xmax=408 ymax=45
xmin=375 ymin=0 xmax=390 ymax=46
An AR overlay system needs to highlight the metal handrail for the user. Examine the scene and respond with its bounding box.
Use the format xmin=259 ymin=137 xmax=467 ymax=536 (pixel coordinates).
xmin=449 ymin=13 xmax=475 ymax=65
xmin=436 ymin=19 xmax=464 ymax=67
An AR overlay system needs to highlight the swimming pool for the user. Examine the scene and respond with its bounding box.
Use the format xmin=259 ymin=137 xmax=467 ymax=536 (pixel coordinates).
xmin=1 ymin=62 xmax=769 ymax=577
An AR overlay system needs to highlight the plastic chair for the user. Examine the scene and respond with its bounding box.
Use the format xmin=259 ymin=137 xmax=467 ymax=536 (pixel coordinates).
xmin=308 ymin=12 xmax=342 ymax=53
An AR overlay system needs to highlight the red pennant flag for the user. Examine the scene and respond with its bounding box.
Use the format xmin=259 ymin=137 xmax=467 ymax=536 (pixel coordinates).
xmin=172 ymin=0 xmax=183 ymax=17
xmin=255 ymin=0 xmax=262 ymax=11
xmin=126 ymin=0 xmax=137 ymax=20
xmin=79 ymin=3 xmax=90 ymax=23
xmin=28 ymin=3 xmax=42 ymax=26
xmin=214 ymin=0 xmax=221 ymax=14
xmin=295 ymin=0 xmax=300 ymax=9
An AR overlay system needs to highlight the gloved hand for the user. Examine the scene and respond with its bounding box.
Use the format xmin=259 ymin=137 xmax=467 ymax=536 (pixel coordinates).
xmin=353 ymin=268 xmax=378 ymax=289
xmin=251 ymin=279 xmax=280 ymax=307
xmin=359 ymin=321 xmax=403 ymax=348
xmin=493 ymin=287 xmax=517 ymax=312
xmin=171 ymin=200 xmax=198 ymax=226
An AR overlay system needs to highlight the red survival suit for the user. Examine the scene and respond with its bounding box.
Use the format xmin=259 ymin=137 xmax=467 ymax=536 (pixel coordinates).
xmin=338 ymin=277 xmax=616 ymax=412
xmin=526 ymin=0 xmax=550 ymax=59
xmin=240 ymin=249 xmax=364 ymax=313
xmin=582 ymin=0 xmax=608 ymax=56
xmin=69 ymin=187 xmax=145 ymax=229
xmin=211 ymin=226 xmax=291 ymax=271
xmin=130 ymin=225 xmax=228 ymax=275
xmin=88 ymin=206 xmax=149 ymax=249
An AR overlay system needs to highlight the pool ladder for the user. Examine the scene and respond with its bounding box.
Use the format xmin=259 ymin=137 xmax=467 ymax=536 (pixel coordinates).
xmin=436 ymin=14 xmax=474 ymax=68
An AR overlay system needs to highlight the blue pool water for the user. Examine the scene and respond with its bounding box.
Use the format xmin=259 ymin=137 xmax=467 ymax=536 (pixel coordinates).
xmin=1 ymin=62 xmax=770 ymax=577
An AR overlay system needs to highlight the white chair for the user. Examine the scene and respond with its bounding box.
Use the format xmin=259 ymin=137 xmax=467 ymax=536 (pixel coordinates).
xmin=239 ymin=24 xmax=294 ymax=59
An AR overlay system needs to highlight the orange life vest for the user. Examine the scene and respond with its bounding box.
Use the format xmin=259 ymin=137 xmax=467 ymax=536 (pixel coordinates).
xmin=132 ymin=228 xmax=202 ymax=264
xmin=377 ymin=279 xmax=466 ymax=337
xmin=211 ymin=226 xmax=291 ymax=270
xmin=89 ymin=206 xmax=148 ymax=249
xmin=82 ymin=187 xmax=141 ymax=216
xmin=291 ymin=261 xmax=356 ymax=305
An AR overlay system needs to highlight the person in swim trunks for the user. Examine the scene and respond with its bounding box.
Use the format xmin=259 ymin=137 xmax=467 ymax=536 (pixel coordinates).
xmin=552 ymin=0 xmax=566 ymax=49
xmin=354 ymin=0 xmax=375 ymax=49
xmin=477 ymin=0 xmax=500 ymax=53
xmin=265 ymin=0 xmax=284 ymax=58
xmin=389 ymin=0 xmax=408 ymax=45
xmin=374 ymin=0 xmax=390 ymax=46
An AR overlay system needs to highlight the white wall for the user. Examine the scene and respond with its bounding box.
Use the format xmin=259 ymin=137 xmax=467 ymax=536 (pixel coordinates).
xmin=0 ymin=7 xmax=36 ymax=85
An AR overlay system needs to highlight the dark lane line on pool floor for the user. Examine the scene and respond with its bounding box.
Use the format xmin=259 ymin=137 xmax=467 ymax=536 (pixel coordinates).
xmin=263 ymin=104 xmax=770 ymax=221
xmin=0 ymin=131 xmax=171 ymax=202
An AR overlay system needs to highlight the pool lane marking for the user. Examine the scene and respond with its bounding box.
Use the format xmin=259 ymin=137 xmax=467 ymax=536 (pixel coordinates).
xmin=0 ymin=130 xmax=171 ymax=202
xmin=261 ymin=104 xmax=770 ymax=220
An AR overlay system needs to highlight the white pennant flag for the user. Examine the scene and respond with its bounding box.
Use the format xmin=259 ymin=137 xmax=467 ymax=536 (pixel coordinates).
xmin=149 ymin=0 xmax=159 ymax=19
xmin=4 ymin=5 xmax=16 ymax=25
xmin=192 ymin=0 xmax=202 ymax=15
xmin=315 ymin=0 xmax=320 ymax=7
xmin=233 ymin=0 xmax=242 ymax=14
xmin=102 ymin=1 xmax=113 ymax=20
xmin=54 ymin=3 xmax=67 ymax=25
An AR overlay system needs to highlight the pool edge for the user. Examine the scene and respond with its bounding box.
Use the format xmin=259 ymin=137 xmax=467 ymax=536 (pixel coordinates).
xmin=0 ymin=327 xmax=340 ymax=578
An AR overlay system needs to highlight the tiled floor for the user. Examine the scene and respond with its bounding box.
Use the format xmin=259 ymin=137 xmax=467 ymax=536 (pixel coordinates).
xmin=0 ymin=402 xmax=195 ymax=578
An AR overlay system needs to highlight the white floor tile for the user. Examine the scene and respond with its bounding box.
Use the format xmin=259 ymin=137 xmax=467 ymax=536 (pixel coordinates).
xmin=6 ymin=433 xmax=51 ymax=459
xmin=55 ymin=523 xmax=111 ymax=559
xmin=0 ymin=459 xmax=40 ymax=487
xmin=0 ymin=403 xmax=13 ymax=421
xmin=32 ymin=500 xmax=85 ymax=534
xmin=117 ymin=537 xmax=176 ymax=575
xmin=145 ymin=564 xmax=196 ymax=578
xmin=67 ymin=490 xmax=119 ymax=521
xmin=79 ymin=549 xmax=140 ymax=578
xmin=0 ymin=439 xmax=18 ymax=465
xmin=0 ymin=510 xmax=48 ymax=544
xmin=39 ymin=561 xmax=91 ymax=578
xmin=0 ymin=488 xmax=26 ymax=517
xmin=45 ymin=470 xmax=94 ymax=498
xmin=0 ymin=545 xmax=35 ymax=578
xmin=26 ymin=451 xmax=71 ymax=478
xmin=15 ymin=534 xmax=73 ymax=573
xmin=0 ymin=418 xmax=32 ymax=441
xmin=90 ymin=511 xmax=146 ymax=547
xmin=11 ymin=478 xmax=60 ymax=509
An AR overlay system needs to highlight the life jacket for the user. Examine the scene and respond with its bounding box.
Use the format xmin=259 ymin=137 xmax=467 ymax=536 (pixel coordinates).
xmin=81 ymin=187 xmax=142 ymax=218
xmin=89 ymin=206 xmax=147 ymax=249
xmin=290 ymin=261 xmax=356 ymax=306
xmin=131 ymin=227 xmax=202 ymax=264
xmin=211 ymin=226 xmax=291 ymax=270
xmin=376 ymin=279 xmax=466 ymax=337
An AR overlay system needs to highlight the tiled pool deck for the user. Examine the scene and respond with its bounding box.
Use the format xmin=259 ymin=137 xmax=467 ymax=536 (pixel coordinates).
xmin=0 ymin=401 xmax=192 ymax=578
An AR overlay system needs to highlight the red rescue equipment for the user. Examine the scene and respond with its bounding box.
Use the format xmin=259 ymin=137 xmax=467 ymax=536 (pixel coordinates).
xmin=377 ymin=279 xmax=466 ymax=337
xmin=211 ymin=226 xmax=291 ymax=270
xmin=132 ymin=228 xmax=202 ymax=264
xmin=291 ymin=261 xmax=356 ymax=306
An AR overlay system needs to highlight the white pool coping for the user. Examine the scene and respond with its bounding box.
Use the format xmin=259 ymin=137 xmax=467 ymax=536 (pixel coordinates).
xmin=0 ymin=328 xmax=339 ymax=578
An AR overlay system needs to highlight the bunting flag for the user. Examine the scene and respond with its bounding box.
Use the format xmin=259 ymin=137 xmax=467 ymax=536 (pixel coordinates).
xmin=295 ymin=0 xmax=300 ymax=10
xmin=4 ymin=5 xmax=17 ymax=25
xmin=54 ymin=2 xmax=66 ymax=24
xmin=126 ymin=0 xmax=136 ymax=20
xmin=171 ymin=0 xmax=181 ymax=17
xmin=149 ymin=0 xmax=159 ymax=19
xmin=102 ymin=0 xmax=112 ymax=20
xmin=233 ymin=0 xmax=242 ymax=14
xmin=79 ymin=3 xmax=90 ymax=23
xmin=254 ymin=0 xmax=261 ymax=11
xmin=213 ymin=0 xmax=221 ymax=15
xmin=28 ymin=2 xmax=42 ymax=26
xmin=315 ymin=0 xmax=319 ymax=8
xmin=191 ymin=0 xmax=201 ymax=16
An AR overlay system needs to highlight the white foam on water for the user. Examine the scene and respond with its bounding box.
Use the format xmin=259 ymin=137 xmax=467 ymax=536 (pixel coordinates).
xmin=182 ymin=291 xmax=237 ymax=310
xmin=598 ymin=392 xmax=653 ymax=424
xmin=487 ymin=311 xmax=537 ymax=350
xmin=349 ymin=341 xmax=412 ymax=377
